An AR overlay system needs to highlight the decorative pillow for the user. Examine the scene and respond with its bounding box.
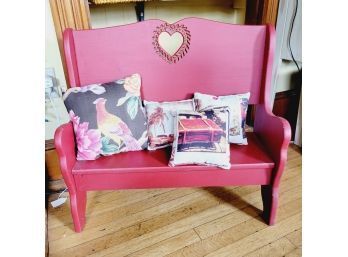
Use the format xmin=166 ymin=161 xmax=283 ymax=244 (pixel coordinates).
xmin=63 ymin=73 xmax=148 ymax=160
xmin=169 ymin=109 xmax=231 ymax=169
xmin=194 ymin=92 xmax=250 ymax=145
xmin=144 ymin=99 xmax=195 ymax=150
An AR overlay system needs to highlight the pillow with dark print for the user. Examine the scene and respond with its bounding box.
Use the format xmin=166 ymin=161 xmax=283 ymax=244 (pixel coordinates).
xmin=63 ymin=73 xmax=148 ymax=160
xmin=169 ymin=109 xmax=231 ymax=169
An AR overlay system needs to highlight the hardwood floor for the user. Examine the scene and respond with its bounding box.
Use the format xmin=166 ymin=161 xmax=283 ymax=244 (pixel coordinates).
xmin=47 ymin=144 xmax=302 ymax=257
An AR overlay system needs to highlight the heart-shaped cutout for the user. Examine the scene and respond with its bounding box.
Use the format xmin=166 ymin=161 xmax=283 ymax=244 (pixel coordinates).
xmin=158 ymin=32 xmax=184 ymax=56
xmin=153 ymin=23 xmax=191 ymax=64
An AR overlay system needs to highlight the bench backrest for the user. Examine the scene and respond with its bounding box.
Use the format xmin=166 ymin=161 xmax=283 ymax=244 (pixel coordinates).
xmin=63 ymin=18 xmax=275 ymax=106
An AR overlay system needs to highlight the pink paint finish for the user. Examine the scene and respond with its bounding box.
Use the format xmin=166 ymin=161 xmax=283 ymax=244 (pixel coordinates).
xmin=254 ymin=25 xmax=292 ymax=225
xmin=72 ymin=133 xmax=274 ymax=175
xmin=55 ymin=18 xmax=291 ymax=232
xmin=64 ymin=18 xmax=267 ymax=104
xmin=54 ymin=122 xmax=86 ymax=232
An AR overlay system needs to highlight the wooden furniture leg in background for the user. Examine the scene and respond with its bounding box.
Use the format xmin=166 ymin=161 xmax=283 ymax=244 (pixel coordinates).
xmin=46 ymin=139 xmax=66 ymax=193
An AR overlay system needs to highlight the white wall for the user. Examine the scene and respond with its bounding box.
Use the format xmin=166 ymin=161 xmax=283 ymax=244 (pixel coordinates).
xmin=280 ymin=0 xmax=302 ymax=62
xmin=272 ymin=0 xmax=302 ymax=94
xmin=45 ymin=0 xmax=67 ymax=90
xmin=45 ymin=0 xmax=69 ymax=140
xmin=276 ymin=60 xmax=301 ymax=93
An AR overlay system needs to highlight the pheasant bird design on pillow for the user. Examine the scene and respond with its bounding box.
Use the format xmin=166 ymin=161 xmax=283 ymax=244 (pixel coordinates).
xmin=93 ymin=97 xmax=142 ymax=151
xmin=64 ymin=74 xmax=148 ymax=160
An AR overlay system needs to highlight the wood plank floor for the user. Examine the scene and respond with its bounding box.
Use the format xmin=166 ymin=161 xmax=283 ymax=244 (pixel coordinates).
xmin=47 ymin=144 xmax=302 ymax=257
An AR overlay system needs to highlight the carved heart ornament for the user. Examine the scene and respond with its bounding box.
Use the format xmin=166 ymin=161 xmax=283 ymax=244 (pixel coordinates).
xmin=153 ymin=23 xmax=191 ymax=64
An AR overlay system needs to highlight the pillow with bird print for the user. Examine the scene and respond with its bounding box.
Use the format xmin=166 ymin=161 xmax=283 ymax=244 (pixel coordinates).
xmin=144 ymin=99 xmax=195 ymax=150
xmin=63 ymin=73 xmax=148 ymax=160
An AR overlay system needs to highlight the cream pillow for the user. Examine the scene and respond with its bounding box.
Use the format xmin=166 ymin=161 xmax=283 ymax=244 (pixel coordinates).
xmin=194 ymin=92 xmax=250 ymax=145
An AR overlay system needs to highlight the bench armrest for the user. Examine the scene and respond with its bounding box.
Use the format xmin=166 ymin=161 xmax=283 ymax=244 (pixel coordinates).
xmin=254 ymin=104 xmax=292 ymax=187
xmin=54 ymin=122 xmax=77 ymax=194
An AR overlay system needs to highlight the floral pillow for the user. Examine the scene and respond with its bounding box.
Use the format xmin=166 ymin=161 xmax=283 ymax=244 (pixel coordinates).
xmin=169 ymin=109 xmax=231 ymax=169
xmin=194 ymin=92 xmax=250 ymax=145
xmin=144 ymin=99 xmax=195 ymax=150
xmin=63 ymin=73 xmax=148 ymax=160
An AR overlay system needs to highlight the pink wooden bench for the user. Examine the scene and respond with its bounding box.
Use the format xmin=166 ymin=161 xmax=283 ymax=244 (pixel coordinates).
xmin=54 ymin=17 xmax=291 ymax=232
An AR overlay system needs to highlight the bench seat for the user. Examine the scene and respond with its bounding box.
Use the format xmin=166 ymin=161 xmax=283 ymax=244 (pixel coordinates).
xmin=72 ymin=133 xmax=275 ymax=191
xmin=55 ymin=18 xmax=292 ymax=232
xmin=73 ymin=132 xmax=273 ymax=174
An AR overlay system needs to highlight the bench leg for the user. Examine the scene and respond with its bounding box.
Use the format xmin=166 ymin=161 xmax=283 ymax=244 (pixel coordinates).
xmin=70 ymin=190 xmax=87 ymax=232
xmin=261 ymin=185 xmax=279 ymax=225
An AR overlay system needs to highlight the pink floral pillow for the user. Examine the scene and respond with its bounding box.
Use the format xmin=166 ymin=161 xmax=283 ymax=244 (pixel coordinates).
xmin=63 ymin=74 xmax=148 ymax=160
